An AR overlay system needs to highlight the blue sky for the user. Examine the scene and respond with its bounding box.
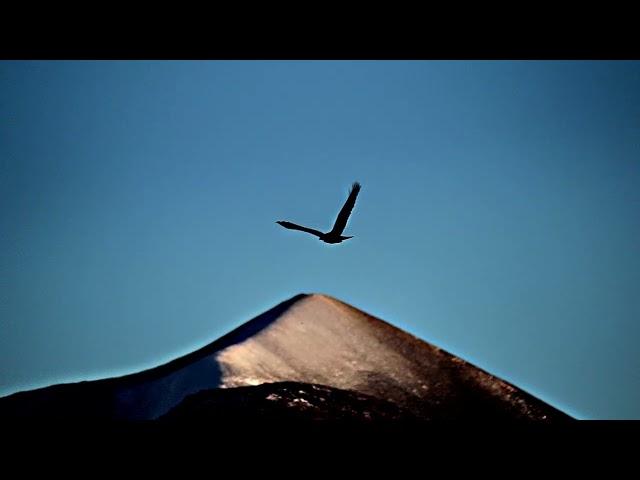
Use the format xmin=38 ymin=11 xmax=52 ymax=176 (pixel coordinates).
xmin=1 ymin=61 xmax=639 ymax=418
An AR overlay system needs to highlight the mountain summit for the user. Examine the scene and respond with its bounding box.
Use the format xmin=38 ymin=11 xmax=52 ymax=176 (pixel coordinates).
xmin=0 ymin=294 xmax=571 ymax=422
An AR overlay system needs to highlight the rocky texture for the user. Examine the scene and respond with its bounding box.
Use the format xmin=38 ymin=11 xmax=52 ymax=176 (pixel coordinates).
xmin=161 ymin=381 xmax=418 ymax=424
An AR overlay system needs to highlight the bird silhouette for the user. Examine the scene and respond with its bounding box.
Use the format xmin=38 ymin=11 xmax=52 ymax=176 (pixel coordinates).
xmin=277 ymin=182 xmax=361 ymax=244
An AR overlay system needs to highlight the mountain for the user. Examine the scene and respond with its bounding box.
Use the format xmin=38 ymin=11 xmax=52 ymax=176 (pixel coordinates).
xmin=0 ymin=293 xmax=571 ymax=422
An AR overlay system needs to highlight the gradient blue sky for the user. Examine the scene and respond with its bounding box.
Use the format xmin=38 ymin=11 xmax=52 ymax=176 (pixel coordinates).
xmin=1 ymin=61 xmax=639 ymax=419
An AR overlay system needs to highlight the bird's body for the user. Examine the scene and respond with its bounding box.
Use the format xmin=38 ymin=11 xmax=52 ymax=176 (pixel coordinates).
xmin=320 ymin=233 xmax=353 ymax=244
xmin=276 ymin=182 xmax=361 ymax=245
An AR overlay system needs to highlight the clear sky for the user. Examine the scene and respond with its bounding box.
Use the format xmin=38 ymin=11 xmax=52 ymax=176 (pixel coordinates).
xmin=1 ymin=61 xmax=639 ymax=419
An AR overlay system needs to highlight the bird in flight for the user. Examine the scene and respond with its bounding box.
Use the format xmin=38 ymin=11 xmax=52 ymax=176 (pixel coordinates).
xmin=277 ymin=182 xmax=361 ymax=244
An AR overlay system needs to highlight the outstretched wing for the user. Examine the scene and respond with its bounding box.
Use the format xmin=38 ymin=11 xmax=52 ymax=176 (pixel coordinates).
xmin=329 ymin=182 xmax=361 ymax=235
xmin=276 ymin=221 xmax=324 ymax=238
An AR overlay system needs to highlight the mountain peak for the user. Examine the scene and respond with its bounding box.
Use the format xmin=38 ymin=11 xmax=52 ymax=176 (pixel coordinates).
xmin=0 ymin=293 xmax=571 ymax=422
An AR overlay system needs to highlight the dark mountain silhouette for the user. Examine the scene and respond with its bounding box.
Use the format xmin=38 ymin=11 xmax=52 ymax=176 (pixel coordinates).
xmin=161 ymin=382 xmax=417 ymax=424
xmin=0 ymin=293 xmax=572 ymax=423
xmin=277 ymin=182 xmax=361 ymax=244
